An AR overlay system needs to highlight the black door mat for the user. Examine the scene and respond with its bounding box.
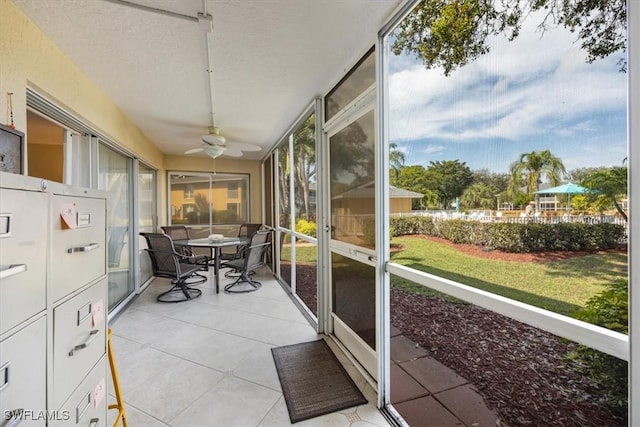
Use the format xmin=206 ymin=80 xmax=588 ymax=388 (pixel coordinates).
xmin=271 ymin=339 xmax=368 ymax=423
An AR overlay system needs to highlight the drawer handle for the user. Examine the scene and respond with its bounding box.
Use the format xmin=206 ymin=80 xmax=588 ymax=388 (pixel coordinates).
xmin=0 ymin=362 xmax=9 ymax=392
xmin=76 ymin=392 xmax=91 ymax=423
xmin=0 ymin=264 xmax=27 ymax=280
xmin=5 ymin=408 xmax=24 ymax=427
xmin=69 ymin=329 xmax=100 ymax=356
xmin=67 ymin=243 xmax=100 ymax=254
xmin=0 ymin=213 xmax=12 ymax=238
xmin=88 ymin=418 xmax=100 ymax=427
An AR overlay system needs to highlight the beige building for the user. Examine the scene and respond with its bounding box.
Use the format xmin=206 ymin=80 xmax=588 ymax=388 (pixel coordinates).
xmin=332 ymin=183 xmax=422 ymax=238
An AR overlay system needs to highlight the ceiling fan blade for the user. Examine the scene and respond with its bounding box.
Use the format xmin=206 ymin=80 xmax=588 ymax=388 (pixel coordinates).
xmin=184 ymin=147 xmax=204 ymax=155
xmin=222 ymin=147 xmax=243 ymax=157
xmin=227 ymin=142 xmax=261 ymax=152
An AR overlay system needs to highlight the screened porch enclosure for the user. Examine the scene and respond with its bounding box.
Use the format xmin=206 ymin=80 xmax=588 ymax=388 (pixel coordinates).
xmin=3 ymin=0 xmax=639 ymax=425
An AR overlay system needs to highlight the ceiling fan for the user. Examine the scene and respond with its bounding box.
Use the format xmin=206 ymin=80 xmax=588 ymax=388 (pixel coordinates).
xmin=179 ymin=2 xmax=261 ymax=160
xmin=184 ymin=126 xmax=261 ymax=158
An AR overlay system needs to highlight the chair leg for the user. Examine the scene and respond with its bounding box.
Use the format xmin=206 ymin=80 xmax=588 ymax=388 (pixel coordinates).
xmin=224 ymin=269 xmax=241 ymax=278
xmin=223 ymin=271 xmax=262 ymax=293
xmin=157 ymin=279 xmax=202 ymax=303
xmin=184 ymin=272 xmax=208 ymax=285
xmin=224 ymin=269 xmax=254 ymax=279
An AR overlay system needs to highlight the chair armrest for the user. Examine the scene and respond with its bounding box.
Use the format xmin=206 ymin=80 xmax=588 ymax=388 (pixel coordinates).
xmin=146 ymin=247 xmax=208 ymax=263
xmin=146 ymin=247 xmax=189 ymax=259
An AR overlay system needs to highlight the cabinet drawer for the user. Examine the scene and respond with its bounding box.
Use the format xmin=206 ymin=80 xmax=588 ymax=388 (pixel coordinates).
xmin=53 ymin=356 xmax=107 ymax=427
xmin=0 ymin=188 xmax=47 ymax=335
xmin=52 ymin=280 xmax=107 ymax=409
xmin=0 ymin=317 xmax=47 ymax=426
xmin=50 ymin=195 xmax=106 ymax=302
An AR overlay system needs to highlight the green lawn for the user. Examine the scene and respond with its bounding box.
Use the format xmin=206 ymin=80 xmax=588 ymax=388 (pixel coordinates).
xmin=390 ymin=236 xmax=628 ymax=316
xmin=280 ymin=244 xmax=317 ymax=263
xmin=280 ymin=236 xmax=627 ymax=316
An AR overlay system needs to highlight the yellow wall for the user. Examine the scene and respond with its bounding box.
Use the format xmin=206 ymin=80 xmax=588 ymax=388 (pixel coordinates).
xmin=0 ymin=1 xmax=163 ymax=167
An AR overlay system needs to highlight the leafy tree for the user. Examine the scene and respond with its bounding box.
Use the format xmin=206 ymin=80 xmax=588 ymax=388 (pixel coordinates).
xmin=569 ymin=194 xmax=590 ymax=213
xmin=424 ymin=160 xmax=474 ymax=209
xmin=508 ymin=149 xmax=566 ymax=197
xmin=395 ymin=164 xmax=428 ymax=192
xmin=461 ymin=182 xmax=497 ymax=209
xmin=567 ymin=166 xmax=608 ymax=183
xmin=392 ymin=0 xmax=627 ymax=76
xmin=581 ymin=166 xmax=628 ymax=221
xmin=472 ymin=168 xmax=510 ymax=193
xmin=329 ymin=118 xmax=375 ymax=191
xmin=414 ymin=190 xmax=440 ymax=210
xmin=394 ymin=165 xmax=439 ymax=209
xmin=510 ymin=191 xmax=532 ymax=210
xmin=469 ymin=169 xmax=511 ymax=208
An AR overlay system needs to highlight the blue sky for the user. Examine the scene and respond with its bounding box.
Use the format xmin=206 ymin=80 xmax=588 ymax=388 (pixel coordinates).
xmin=387 ymin=10 xmax=628 ymax=176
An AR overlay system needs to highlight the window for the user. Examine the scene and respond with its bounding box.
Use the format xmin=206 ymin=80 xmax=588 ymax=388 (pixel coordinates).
xmin=228 ymin=182 xmax=239 ymax=199
xmin=325 ymin=48 xmax=375 ymax=121
xmin=98 ymin=143 xmax=132 ymax=310
xmin=137 ymin=162 xmax=156 ymax=285
xmin=184 ymin=186 xmax=194 ymax=199
xmin=169 ymin=172 xmax=249 ymax=229
xmin=226 ymin=202 xmax=239 ymax=215
xmin=271 ymin=104 xmax=319 ymax=318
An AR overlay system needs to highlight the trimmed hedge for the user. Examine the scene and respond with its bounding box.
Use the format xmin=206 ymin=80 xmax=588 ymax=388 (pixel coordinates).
xmin=390 ymin=217 xmax=625 ymax=253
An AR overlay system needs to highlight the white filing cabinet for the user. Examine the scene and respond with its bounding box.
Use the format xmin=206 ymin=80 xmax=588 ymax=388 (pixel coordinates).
xmin=0 ymin=187 xmax=47 ymax=336
xmin=0 ymin=172 xmax=107 ymax=427
xmin=0 ymin=317 xmax=47 ymax=427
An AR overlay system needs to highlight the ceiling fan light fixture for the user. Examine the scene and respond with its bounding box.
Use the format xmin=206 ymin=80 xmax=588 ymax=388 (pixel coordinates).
xmin=204 ymin=145 xmax=225 ymax=159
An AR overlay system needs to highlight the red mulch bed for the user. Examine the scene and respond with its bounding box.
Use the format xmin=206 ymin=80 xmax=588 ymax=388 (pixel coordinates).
xmin=286 ymin=240 xmax=627 ymax=426
xmin=281 ymin=263 xmax=318 ymax=315
xmin=391 ymin=289 xmax=625 ymax=426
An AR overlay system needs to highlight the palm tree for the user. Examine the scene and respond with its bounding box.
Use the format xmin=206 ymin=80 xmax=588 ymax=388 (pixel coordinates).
xmin=389 ymin=142 xmax=406 ymax=182
xmin=509 ymin=150 xmax=566 ymax=197
xmin=293 ymin=114 xmax=316 ymax=220
xmin=581 ymin=166 xmax=628 ymax=221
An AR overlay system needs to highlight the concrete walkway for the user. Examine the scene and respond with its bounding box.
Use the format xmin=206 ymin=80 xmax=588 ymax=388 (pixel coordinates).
xmin=390 ymin=326 xmax=502 ymax=426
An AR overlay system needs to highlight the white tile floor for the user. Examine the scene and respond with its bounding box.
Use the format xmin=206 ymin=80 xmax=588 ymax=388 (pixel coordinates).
xmin=107 ymin=268 xmax=392 ymax=427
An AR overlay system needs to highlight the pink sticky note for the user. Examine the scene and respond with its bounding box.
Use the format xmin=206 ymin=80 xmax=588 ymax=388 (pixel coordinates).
xmin=60 ymin=203 xmax=77 ymax=229
xmin=92 ymin=299 xmax=104 ymax=327
xmin=94 ymin=377 xmax=106 ymax=408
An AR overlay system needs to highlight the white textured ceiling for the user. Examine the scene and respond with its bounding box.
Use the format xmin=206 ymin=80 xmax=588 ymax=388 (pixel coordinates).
xmin=12 ymin=0 xmax=402 ymax=160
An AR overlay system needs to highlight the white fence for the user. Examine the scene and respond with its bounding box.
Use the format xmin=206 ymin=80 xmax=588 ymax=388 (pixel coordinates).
xmin=398 ymin=210 xmax=627 ymax=226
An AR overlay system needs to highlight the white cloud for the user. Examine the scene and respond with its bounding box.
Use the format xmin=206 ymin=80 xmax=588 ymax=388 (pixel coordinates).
xmin=422 ymin=144 xmax=445 ymax=155
xmin=387 ymin=7 xmax=627 ymax=160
